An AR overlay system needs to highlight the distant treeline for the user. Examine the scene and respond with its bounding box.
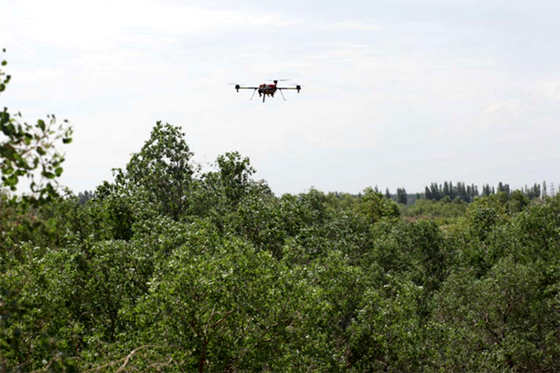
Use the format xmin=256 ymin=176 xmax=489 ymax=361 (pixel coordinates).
xmin=79 ymin=181 xmax=554 ymax=210
xmin=382 ymin=180 xmax=555 ymax=206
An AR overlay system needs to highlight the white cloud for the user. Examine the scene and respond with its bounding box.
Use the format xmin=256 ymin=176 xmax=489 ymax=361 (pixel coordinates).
xmin=484 ymin=99 xmax=523 ymax=114
xmin=320 ymin=21 xmax=384 ymax=32
xmin=2 ymin=0 xmax=302 ymax=49
xmin=544 ymin=81 xmax=560 ymax=100
xmin=474 ymin=99 xmax=528 ymax=131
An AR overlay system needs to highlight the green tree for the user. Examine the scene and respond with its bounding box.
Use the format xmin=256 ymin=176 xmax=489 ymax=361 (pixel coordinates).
xmin=135 ymin=233 xmax=313 ymax=372
xmin=214 ymin=151 xmax=255 ymax=205
xmin=354 ymin=187 xmax=399 ymax=224
xmin=113 ymin=121 xmax=195 ymax=220
xmin=434 ymin=257 xmax=560 ymax=372
xmin=1 ymin=48 xmax=73 ymax=372
xmin=508 ymin=189 xmax=530 ymax=214
xmin=0 ymin=49 xmax=72 ymax=206
xmin=396 ymin=187 xmax=408 ymax=205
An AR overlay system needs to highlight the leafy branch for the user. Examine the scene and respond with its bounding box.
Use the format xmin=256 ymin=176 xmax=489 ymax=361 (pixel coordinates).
xmin=0 ymin=48 xmax=73 ymax=207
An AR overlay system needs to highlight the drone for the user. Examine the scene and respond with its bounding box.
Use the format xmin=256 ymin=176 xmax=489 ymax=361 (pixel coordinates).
xmin=234 ymin=80 xmax=302 ymax=103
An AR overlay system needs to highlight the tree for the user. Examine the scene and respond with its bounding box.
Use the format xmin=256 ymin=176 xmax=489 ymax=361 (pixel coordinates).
xmin=425 ymin=186 xmax=432 ymax=200
xmin=1 ymin=47 xmax=73 ymax=372
xmin=77 ymin=189 xmax=95 ymax=204
xmin=443 ymin=181 xmax=450 ymax=197
xmin=0 ymin=48 xmax=72 ymax=205
xmin=0 ymin=48 xmax=72 ymax=249
xmin=215 ymin=151 xmax=255 ymax=204
xmin=497 ymin=182 xmax=510 ymax=194
xmin=430 ymin=183 xmax=441 ymax=201
xmin=522 ymin=183 xmax=541 ymax=200
xmin=434 ymin=257 xmax=560 ymax=372
xmin=508 ymin=189 xmax=530 ymax=213
xmin=396 ymin=187 xmax=408 ymax=205
xmin=114 ymin=121 xmax=195 ymax=220
xmin=354 ymin=187 xmax=399 ymax=224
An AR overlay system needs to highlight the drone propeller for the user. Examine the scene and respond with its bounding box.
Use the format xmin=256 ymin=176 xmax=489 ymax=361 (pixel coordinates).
xmin=228 ymin=83 xmax=243 ymax=92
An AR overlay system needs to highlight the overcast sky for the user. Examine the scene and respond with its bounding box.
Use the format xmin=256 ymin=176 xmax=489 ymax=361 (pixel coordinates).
xmin=2 ymin=0 xmax=559 ymax=195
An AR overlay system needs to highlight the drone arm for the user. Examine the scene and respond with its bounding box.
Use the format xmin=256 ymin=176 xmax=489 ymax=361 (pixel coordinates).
xmin=278 ymin=85 xmax=302 ymax=93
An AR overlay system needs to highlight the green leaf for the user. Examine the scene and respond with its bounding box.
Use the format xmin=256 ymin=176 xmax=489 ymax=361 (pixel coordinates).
xmin=42 ymin=171 xmax=56 ymax=179
xmin=55 ymin=167 xmax=63 ymax=177
xmin=62 ymin=137 xmax=73 ymax=144
xmin=37 ymin=119 xmax=46 ymax=131
xmin=1 ymin=60 xmax=6 ymax=66
xmin=37 ymin=146 xmax=46 ymax=155
xmin=4 ymin=174 xmax=18 ymax=187
xmin=13 ymin=152 xmax=24 ymax=164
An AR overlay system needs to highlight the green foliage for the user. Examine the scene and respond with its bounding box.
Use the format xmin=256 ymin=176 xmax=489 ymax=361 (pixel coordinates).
xmin=434 ymin=257 xmax=560 ymax=372
xmin=424 ymin=181 xmax=480 ymax=202
xmin=402 ymin=198 xmax=468 ymax=221
xmin=3 ymin=110 xmax=560 ymax=371
xmin=396 ymin=187 xmax=407 ymax=205
xmin=354 ymin=186 xmax=400 ymax=224
xmin=0 ymin=51 xmax=72 ymax=206
xmin=215 ymin=151 xmax=255 ymax=204
xmin=114 ymin=121 xmax=195 ymax=220
xmin=349 ymin=278 xmax=428 ymax=371
xmin=0 ymin=48 xmax=74 ymax=372
xmin=136 ymin=235 xmax=310 ymax=371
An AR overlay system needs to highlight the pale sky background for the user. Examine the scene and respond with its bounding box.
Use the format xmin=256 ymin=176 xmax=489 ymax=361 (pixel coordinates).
xmin=1 ymin=0 xmax=559 ymax=195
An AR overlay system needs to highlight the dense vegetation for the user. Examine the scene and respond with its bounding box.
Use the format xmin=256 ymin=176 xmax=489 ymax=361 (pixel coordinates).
xmin=2 ymin=51 xmax=560 ymax=372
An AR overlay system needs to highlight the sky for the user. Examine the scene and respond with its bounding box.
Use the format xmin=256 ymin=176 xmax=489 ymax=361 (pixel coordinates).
xmin=1 ymin=0 xmax=559 ymax=195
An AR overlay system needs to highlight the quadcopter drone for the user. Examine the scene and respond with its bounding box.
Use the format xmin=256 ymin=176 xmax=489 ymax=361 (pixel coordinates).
xmin=234 ymin=80 xmax=302 ymax=103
